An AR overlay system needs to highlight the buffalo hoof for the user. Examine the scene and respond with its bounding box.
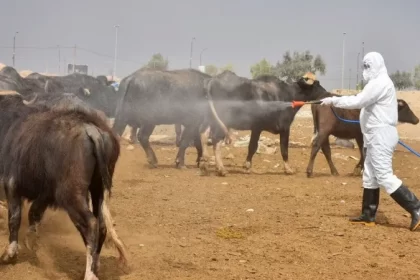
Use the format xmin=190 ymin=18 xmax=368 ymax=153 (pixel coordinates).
xmin=176 ymin=164 xmax=188 ymax=170
xmin=147 ymin=159 xmax=158 ymax=168
xmin=0 ymin=243 xmax=18 ymax=264
xmin=243 ymin=161 xmax=252 ymax=170
xmin=199 ymin=161 xmax=210 ymax=176
xmin=216 ymin=168 xmax=227 ymax=177
xmin=284 ymin=167 xmax=295 ymax=175
xmin=84 ymin=271 xmax=99 ymax=280
xmin=283 ymin=162 xmax=295 ymax=175
xmin=24 ymin=230 xmax=39 ymax=251
xmin=352 ymin=166 xmax=363 ymax=176
xmin=306 ymin=172 xmax=313 ymax=178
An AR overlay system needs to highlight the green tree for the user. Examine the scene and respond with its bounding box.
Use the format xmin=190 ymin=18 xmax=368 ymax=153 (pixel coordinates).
xmin=219 ymin=63 xmax=235 ymax=73
xmin=272 ymin=50 xmax=326 ymax=81
xmin=204 ymin=64 xmax=218 ymax=76
xmin=390 ymin=70 xmax=413 ymax=90
xmin=250 ymin=58 xmax=274 ymax=78
xmin=143 ymin=53 xmax=169 ymax=70
xmin=414 ymin=65 xmax=420 ymax=90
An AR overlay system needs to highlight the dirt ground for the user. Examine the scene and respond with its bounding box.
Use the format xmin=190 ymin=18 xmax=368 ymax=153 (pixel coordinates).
xmin=1 ymin=93 xmax=420 ymax=280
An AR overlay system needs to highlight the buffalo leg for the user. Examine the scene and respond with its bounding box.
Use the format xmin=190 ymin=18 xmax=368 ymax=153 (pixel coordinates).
xmin=175 ymin=124 xmax=182 ymax=147
xmin=65 ymin=196 xmax=98 ymax=280
xmin=244 ymin=129 xmax=262 ymax=173
xmin=138 ymin=124 xmax=158 ymax=168
xmin=175 ymin=125 xmax=197 ymax=168
xmin=279 ymin=129 xmax=294 ymax=174
xmin=320 ymin=137 xmax=339 ymax=176
xmin=199 ymin=124 xmax=211 ymax=176
xmin=194 ymin=131 xmax=203 ymax=167
xmin=306 ymin=132 xmax=329 ymax=177
xmin=353 ymin=136 xmax=364 ymax=176
xmin=1 ymin=181 xmax=22 ymax=264
xmin=129 ymin=126 xmax=139 ymax=144
xmin=24 ymin=198 xmax=49 ymax=251
xmin=90 ymin=187 xmax=106 ymax=276
xmin=213 ymin=139 xmax=227 ymax=176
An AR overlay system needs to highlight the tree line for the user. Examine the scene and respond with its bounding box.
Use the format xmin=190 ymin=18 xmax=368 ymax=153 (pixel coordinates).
xmin=141 ymin=52 xmax=420 ymax=90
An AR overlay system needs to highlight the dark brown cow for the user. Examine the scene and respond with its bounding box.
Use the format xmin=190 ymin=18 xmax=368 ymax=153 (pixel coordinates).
xmin=307 ymin=95 xmax=419 ymax=177
xmin=0 ymin=92 xmax=129 ymax=280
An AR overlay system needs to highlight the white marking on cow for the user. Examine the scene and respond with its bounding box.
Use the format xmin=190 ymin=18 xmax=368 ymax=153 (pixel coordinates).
xmin=83 ymin=88 xmax=91 ymax=96
xmin=84 ymin=246 xmax=98 ymax=280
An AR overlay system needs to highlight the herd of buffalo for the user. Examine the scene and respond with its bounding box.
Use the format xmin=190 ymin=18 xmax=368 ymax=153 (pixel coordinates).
xmin=0 ymin=65 xmax=418 ymax=279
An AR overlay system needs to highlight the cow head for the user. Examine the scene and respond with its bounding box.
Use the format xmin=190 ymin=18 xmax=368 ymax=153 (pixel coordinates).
xmin=295 ymin=72 xmax=328 ymax=101
xmin=397 ymin=99 xmax=419 ymax=125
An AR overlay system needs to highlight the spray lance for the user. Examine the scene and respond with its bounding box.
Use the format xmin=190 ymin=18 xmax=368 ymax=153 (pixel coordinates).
xmin=290 ymin=100 xmax=323 ymax=108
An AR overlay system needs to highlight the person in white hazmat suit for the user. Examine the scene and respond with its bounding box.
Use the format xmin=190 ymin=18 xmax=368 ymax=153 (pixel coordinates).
xmin=319 ymin=52 xmax=420 ymax=231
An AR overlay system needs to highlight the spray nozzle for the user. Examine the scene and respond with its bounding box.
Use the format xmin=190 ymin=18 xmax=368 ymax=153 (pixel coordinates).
xmin=291 ymin=100 xmax=323 ymax=108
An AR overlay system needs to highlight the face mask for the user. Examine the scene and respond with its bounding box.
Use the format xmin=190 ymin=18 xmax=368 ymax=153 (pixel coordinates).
xmin=363 ymin=69 xmax=370 ymax=82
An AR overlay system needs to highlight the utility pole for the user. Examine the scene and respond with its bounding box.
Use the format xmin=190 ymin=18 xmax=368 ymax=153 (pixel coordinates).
xmin=12 ymin=31 xmax=18 ymax=67
xmin=341 ymin=32 xmax=346 ymax=90
xmin=189 ymin=37 xmax=195 ymax=68
xmin=58 ymin=45 xmax=61 ymax=74
xmin=361 ymin=41 xmax=365 ymax=88
xmin=349 ymin=68 xmax=351 ymax=90
xmin=200 ymin=48 xmax=207 ymax=65
xmin=73 ymin=44 xmax=77 ymax=73
xmin=113 ymin=25 xmax=119 ymax=80
xmin=356 ymin=52 xmax=360 ymax=89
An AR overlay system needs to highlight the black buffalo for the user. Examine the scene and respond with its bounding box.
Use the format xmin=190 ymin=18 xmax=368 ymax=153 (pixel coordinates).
xmin=0 ymin=67 xmax=63 ymax=96
xmin=0 ymin=92 xmax=129 ymax=279
xmin=307 ymin=97 xmax=419 ymax=177
xmin=113 ymin=68 xmax=211 ymax=168
xmin=199 ymin=71 xmax=328 ymax=176
xmin=26 ymin=72 xmax=119 ymax=118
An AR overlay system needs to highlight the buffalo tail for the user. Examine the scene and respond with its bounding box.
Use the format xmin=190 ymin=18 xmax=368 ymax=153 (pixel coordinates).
xmin=206 ymin=79 xmax=233 ymax=144
xmin=85 ymin=125 xmax=130 ymax=271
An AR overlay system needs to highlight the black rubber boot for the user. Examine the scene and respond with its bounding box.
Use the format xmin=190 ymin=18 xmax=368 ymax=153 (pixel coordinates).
xmin=390 ymin=184 xmax=420 ymax=231
xmin=349 ymin=188 xmax=380 ymax=226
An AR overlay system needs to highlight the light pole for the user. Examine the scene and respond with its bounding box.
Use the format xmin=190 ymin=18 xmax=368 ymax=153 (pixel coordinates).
xmin=12 ymin=31 xmax=18 ymax=67
xmin=349 ymin=68 xmax=351 ymax=90
xmin=189 ymin=37 xmax=195 ymax=68
xmin=356 ymin=52 xmax=360 ymax=88
xmin=341 ymin=32 xmax=346 ymax=90
xmin=58 ymin=45 xmax=61 ymax=74
xmin=200 ymin=48 xmax=207 ymax=65
xmin=113 ymin=25 xmax=119 ymax=80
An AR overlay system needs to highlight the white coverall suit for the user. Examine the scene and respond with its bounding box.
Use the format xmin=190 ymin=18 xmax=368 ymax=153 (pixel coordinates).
xmin=320 ymin=52 xmax=420 ymax=231
xmin=322 ymin=52 xmax=401 ymax=194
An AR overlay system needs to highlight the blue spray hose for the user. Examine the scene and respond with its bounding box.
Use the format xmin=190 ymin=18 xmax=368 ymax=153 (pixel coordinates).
xmin=330 ymin=107 xmax=420 ymax=157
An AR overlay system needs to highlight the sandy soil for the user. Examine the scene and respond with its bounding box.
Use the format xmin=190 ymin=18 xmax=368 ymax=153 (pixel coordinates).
xmin=0 ymin=90 xmax=420 ymax=279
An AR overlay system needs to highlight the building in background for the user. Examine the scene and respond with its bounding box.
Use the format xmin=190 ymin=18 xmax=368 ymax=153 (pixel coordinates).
xmin=67 ymin=64 xmax=88 ymax=74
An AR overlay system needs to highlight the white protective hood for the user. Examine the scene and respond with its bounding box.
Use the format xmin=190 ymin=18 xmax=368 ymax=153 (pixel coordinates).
xmin=362 ymin=52 xmax=388 ymax=82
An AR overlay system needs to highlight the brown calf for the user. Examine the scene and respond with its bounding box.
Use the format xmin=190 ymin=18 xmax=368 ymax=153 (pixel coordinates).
xmin=306 ymin=98 xmax=419 ymax=178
